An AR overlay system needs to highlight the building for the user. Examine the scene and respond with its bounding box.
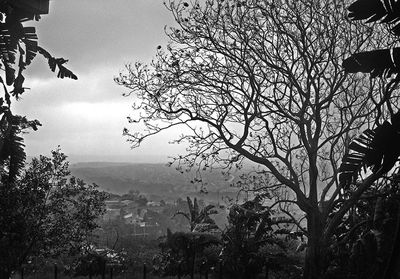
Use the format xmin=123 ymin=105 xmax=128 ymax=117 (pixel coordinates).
xmin=123 ymin=209 xmax=162 ymax=238
xmin=102 ymin=208 xmax=121 ymax=221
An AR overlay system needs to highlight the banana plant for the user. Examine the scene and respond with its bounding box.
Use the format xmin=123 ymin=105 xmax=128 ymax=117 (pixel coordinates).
xmin=339 ymin=111 xmax=400 ymax=186
xmin=343 ymin=0 xmax=400 ymax=77
xmin=341 ymin=0 xmax=400 ymax=184
xmin=173 ymin=197 xmax=219 ymax=232
xmin=327 ymin=177 xmax=400 ymax=279
xmin=0 ymin=1 xmax=77 ymax=181
xmin=220 ymin=197 xmax=298 ymax=279
xmin=154 ymin=229 xmax=221 ymax=277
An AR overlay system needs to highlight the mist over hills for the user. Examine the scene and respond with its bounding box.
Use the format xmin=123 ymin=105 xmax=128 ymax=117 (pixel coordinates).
xmin=70 ymin=162 xmax=239 ymax=202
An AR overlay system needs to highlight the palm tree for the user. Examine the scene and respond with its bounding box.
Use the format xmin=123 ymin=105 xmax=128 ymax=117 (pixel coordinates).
xmin=174 ymin=197 xmax=219 ymax=232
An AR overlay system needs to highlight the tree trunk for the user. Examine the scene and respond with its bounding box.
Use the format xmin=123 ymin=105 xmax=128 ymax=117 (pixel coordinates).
xmin=303 ymin=211 xmax=326 ymax=279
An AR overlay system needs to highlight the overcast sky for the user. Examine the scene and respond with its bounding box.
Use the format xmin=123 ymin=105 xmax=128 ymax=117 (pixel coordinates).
xmin=14 ymin=0 xmax=186 ymax=163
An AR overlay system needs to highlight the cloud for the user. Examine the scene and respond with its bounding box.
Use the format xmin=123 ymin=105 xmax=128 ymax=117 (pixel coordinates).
xmin=15 ymin=66 xmax=125 ymax=111
xmin=18 ymin=97 xmax=188 ymax=162
xmin=27 ymin=0 xmax=174 ymax=78
xmin=14 ymin=0 xmax=184 ymax=162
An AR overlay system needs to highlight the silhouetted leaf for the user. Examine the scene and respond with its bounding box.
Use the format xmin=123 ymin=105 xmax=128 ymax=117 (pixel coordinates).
xmin=37 ymin=46 xmax=78 ymax=80
xmin=348 ymin=0 xmax=400 ymax=35
xmin=343 ymin=48 xmax=400 ymax=78
xmin=339 ymin=111 xmax=400 ymax=186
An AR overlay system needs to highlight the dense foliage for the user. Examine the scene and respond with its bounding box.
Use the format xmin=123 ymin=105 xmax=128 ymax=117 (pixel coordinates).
xmin=0 ymin=149 xmax=107 ymax=278
xmin=220 ymin=197 xmax=301 ymax=279
xmin=153 ymin=229 xmax=221 ymax=278
xmin=0 ymin=3 xmax=79 ymax=277
xmin=65 ymin=245 xmax=128 ymax=277
xmin=334 ymin=1 xmax=400 ymax=278
xmin=325 ymin=170 xmax=400 ymax=279
xmin=153 ymin=196 xmax=301 ymax=279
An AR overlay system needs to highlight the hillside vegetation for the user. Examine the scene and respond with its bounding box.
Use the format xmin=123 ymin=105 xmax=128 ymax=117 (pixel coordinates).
xmin=70 ymin=162 xmax=238 ymax=202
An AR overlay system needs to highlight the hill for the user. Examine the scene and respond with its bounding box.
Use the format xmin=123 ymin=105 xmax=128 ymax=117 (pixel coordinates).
xmin=70 ymin=162 xmax=238 ymax=202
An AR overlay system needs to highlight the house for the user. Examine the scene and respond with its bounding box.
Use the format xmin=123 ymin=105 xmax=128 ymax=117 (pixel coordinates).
xmin=105 ymin=200 xmax=121 ymax=207
xmin=123 ymin=209 xmax=162 ymax=238
xmin=147 ymin=201 xmax=161 ymax=207
xmin=103 ymin=208 xmax=121 ymax=221
xmin=123 ymin=212 xmax=145 ymax=226
xmin=120 ymin=200 xmax=135 ymax=206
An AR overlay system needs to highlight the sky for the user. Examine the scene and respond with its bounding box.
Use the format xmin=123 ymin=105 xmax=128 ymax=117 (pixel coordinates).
xmin=14 ymin=0 xmax=185 ymax=163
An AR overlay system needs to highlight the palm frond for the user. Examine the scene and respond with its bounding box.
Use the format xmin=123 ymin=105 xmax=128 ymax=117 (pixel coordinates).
xmin=345 ymin=0 xmax=400 ymax=77
xmin=6 ymin=129 xmax=25 ymax=181
xmin=173 ymin=211 xmax=191 ymax=222
xmin=0 ymin=20 xmax=20 ymax=85
xmin=0 ymin=10 xmax=38 ymax=96
xmin=348 ymin=0 xmax=400 ymax=35
xmin=339 ymin=111 xmax=400 ymax=186
xmin=185 ymin=196 xmax=193 ymax=212
xmin=37 ymin=46 xmax=78 ymax=80
xmin=0 ymin=113 xmax=27 ymax=182
xmin=254 ymin=216 xmax=270 ymax=241
xmin=201 ymin=204 xmax=217 ymax=215
xmin=193 ymin=197 xmax=199 ymax=216
xmin=192 ymin=223 xmax=219 ymax=233
xmin=343 ymin=48 xmax=400 ymax=78
xmin=21 ymin=26 xmax=38 ymax=66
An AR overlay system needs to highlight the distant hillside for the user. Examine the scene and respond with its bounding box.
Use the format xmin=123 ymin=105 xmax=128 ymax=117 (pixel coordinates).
xmin=70 ymin=162 xmax=238 ymax=201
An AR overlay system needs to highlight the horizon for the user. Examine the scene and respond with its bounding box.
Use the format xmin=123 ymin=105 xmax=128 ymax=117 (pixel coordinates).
xmin=27 ymin=154 xmax=172 ymax=164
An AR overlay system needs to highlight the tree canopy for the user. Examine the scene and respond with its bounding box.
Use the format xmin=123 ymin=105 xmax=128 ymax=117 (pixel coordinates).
xmin=116 ymin=0 xmax=400 ymax=278
xmin=0 ymin=149 xmax=107 ymax=278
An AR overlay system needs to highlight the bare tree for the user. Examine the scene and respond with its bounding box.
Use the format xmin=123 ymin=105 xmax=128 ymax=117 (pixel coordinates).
xmin=116 ymin=0 xmax=398 ymax=278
